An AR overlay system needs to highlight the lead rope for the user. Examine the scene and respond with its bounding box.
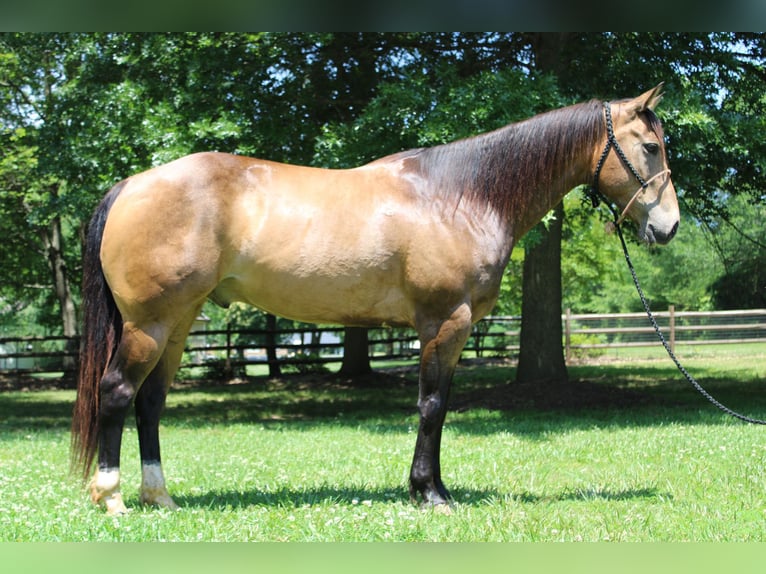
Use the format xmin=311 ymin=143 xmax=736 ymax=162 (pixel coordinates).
xmin=609 ymin=214 xmax=766 ymax=425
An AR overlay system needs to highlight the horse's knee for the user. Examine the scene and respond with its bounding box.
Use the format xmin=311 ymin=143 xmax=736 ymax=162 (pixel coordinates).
xmin=417 ymin=394 xmax=444 ymax=430
xmin=99 ymin=370 xmax=136 ymax=419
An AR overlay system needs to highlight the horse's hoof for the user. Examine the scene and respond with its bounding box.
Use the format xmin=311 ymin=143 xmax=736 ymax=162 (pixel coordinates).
xmin=103 ymin=493 xmax=130 ymax=516
xmin=416 ymin=496 xmax=453 ymax=515
xmin=140 ymin=489 xmax=181 ymax=511
xmin=90 ymin=470 xmax=128 ymax=515
xmin=431 ymin=502 xmax=453 ymax=516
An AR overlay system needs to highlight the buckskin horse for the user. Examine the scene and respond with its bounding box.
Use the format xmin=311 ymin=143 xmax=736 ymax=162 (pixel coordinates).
xmin=72 ymin=85 xmax=679 ymax=515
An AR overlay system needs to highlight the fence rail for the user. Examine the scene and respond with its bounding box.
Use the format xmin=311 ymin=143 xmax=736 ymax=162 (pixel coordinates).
xmin=1 ymin=308 xmax=764 ymax=376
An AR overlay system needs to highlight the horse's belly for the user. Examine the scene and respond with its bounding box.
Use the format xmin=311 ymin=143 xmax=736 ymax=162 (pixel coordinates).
xmin=210 ymin=267 xmax=414 ymax=328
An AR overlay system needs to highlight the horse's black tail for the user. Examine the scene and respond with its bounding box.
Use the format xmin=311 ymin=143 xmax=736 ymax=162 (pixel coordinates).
xmin=70 ymin=181 xmax=126 ymax=480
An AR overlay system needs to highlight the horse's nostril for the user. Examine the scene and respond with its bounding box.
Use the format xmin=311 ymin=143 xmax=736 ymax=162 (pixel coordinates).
xmin=668 ymin=220 xmax=679 ymax=241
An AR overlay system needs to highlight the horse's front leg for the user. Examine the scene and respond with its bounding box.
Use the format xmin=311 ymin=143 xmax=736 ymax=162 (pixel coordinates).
xmin=409 ymin=303 xmax=472 ymax=507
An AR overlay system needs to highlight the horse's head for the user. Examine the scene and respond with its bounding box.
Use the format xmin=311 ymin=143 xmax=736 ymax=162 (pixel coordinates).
xmin=593 ymin=84 xmax=680 ymax=245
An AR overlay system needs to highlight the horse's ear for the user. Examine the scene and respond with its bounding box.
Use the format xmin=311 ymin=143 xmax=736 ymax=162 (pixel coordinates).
xmin=633 ymin=83 xmax=664 ymax=112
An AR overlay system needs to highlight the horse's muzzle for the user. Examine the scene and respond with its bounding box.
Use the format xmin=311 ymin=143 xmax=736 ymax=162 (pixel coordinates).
xmin=649 ymin=220 xmax=679 ymax=245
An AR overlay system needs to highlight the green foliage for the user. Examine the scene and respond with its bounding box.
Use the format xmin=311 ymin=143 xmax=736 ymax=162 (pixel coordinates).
xmin=559 ymin=190 xmax=764 ymax=315
xmin=0 ymin=125 xmax=65 ymax=331
xmin=709 ymin=195 xmax=766 ymax=309
xmin=560 ymin=193 xmax=724 ymax=314
xmin=201 ymin=358 xmax=247 ymax=381
xmin=314 ymin=67 xmax=561 ymax=167
xmin=566 ymin=333 xmax=608 ymax=360
xmin=2 ymin=33 xmax=766 ymax=336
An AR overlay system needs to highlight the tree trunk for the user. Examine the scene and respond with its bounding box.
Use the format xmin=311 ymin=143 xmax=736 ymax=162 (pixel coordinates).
xmin=340 ymin=327 xmax=372 ymax=376
xmin=516 ymin=202 xmax=568 ymax=384
xmin=265 ymin=313 xmax=281 ymax=378
xmin=515 ymin=33 xmax=573 ymax=386
xmin=41 ymin=208 xmax=78 ymax=374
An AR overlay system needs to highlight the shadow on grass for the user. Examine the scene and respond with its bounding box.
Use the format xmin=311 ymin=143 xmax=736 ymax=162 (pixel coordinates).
xmin=513 ymin=486 xmax=669 ymax=504
xmin=172 ymin=485 xmax=440 ymax=510
xmin=158 ymin=362 xmax=766 ymax=437
xmin=163 ymin=484 xmax=669 ymax=511
xmin=1 ymin=360 xmax=764 ymax=437
xmin=0 ymin=393 xmax=74 ymax=435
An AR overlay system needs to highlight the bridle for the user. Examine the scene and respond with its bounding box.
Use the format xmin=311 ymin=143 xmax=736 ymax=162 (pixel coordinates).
xmin=589 ymin=101 xmax=671 ymax=230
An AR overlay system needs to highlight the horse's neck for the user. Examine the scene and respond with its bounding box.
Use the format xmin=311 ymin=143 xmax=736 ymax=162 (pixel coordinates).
xmin=481 ymin=112 xmax=599 ymax=238
xmin=509 ymin=162 xmax=591 ymax=239
xmin=403 ymin=101 xmax=601 ymax=246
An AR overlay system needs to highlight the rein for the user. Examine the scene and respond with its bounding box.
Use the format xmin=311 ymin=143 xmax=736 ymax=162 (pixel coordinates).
xmin=590 ymin=101 xmax=766 ymax=425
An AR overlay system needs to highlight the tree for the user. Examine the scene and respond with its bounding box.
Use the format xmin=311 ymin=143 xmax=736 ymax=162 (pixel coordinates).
xmin=339 ymin=328 xmax=372 ymax=376
xmin=516 ymin=203 xmax=567 ymax=383
xmin=709 ymin=195 xmax=766 ymax=309
xmin=0 ymin=34 xmax=79 ymax=348
xmin=3 ymin=32 xmax=766 ymax=379
xmin=515 ymin=33 xmax=571 ymax=385
xmin=0 ymin=130 xmax=55 ymax=333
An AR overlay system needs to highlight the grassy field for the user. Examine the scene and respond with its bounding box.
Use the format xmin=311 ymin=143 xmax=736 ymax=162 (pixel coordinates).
xmin=1 ymin=347 xmax=765 ymax=542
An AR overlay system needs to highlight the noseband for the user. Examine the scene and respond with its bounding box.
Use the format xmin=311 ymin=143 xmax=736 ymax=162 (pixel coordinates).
xmin=589 ymin=101 xmax=671 ymax=230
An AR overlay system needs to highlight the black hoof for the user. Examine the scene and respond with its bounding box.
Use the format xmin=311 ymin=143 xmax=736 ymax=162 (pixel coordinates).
xmin=409 ymin=482 xmax=452 ymax=507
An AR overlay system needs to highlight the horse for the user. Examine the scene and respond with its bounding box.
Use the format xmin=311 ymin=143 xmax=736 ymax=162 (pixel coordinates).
xmin=71 ymin=84 xmax=679 ymax=515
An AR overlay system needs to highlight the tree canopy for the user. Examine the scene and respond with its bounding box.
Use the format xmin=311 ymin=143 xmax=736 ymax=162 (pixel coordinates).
xmin=1 ymin=32 xmax=764 ymax=337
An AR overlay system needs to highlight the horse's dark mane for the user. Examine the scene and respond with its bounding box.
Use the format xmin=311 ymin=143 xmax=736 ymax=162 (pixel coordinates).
xmin=397 ymin=99 xmax=607 ymax=221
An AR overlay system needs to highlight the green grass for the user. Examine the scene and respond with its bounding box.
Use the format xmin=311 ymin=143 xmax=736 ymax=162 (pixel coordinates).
xmin=584 ymin=341 xmax=766 ymax=362
xmin=1 ymin=348 xmax=765 ymax=541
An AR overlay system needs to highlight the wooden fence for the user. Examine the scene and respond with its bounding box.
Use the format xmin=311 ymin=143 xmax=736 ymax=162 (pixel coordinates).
xmin=1 ymin=308 xmax=764 ymax=376
xmin=561 ymin=307 xmax=766 ymax=360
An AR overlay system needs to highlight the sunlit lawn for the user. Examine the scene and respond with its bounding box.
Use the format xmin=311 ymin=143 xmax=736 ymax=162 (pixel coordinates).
xmin=0 ymin=346 xmax=764 ymax=541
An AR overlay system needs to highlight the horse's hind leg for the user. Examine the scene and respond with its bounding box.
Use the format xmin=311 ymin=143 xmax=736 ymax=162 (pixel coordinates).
xmin=90 ymin=322 xmax=168 ymax=515
xmin=136 ymin=315 xmax=198 ymax=510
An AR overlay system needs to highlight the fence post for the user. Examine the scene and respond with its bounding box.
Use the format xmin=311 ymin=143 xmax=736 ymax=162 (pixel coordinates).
xmin=564 ymin=308 xmax=571 ymax=362
xmin=265 ymin=313 xmax=281 ymax=377
xmin=225 ymin=321 xmax=233 ymax=377
xmin=669 ymin=305 xmax=675 ymax=353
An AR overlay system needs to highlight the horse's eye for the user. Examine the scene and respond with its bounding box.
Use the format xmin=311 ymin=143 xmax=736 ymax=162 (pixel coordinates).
xmin=643 ymin=142 xmax=660 ymax=155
